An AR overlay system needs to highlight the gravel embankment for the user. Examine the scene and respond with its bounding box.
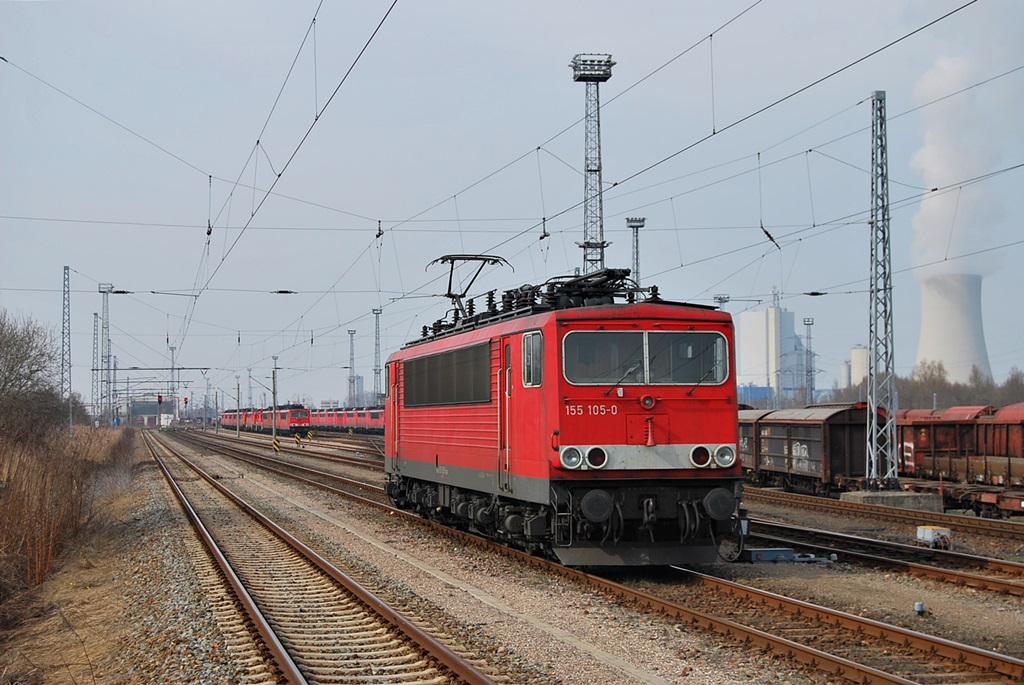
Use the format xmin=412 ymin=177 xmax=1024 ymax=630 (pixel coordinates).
xmin=4 ymin=442 xmax=1020 ymax=684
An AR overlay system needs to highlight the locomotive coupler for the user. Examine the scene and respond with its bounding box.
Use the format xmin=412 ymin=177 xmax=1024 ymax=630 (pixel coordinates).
xmin=641 ymin=497 xmax=657 ymax=526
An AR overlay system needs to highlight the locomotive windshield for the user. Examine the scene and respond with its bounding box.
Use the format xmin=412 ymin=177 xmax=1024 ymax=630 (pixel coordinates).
xmin=563 ymin=330 xmax=728 ymax=386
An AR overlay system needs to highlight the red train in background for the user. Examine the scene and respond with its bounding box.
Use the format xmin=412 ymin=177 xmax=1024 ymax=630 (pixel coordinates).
xmin=383 ymin=266 xmax=746 ymax=566
xmin=897 ymin=403 xmax=1024 ymax=516
xmin=308 ymin=407 xmax=384 ymax=434
xmin=739 ymin=402 xmax=1024 ymax=517
xmin=221 ymin=404 xmax=310 ymax=435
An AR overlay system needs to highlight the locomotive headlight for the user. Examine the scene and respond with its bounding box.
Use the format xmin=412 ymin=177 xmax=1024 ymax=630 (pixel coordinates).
xmin=560 ymin=446 xmax=583 ymax=470
xmin=689 ymin=445 xmax=712 ymax=468
xmin=714 ymin=445 xmax=737 ymax=468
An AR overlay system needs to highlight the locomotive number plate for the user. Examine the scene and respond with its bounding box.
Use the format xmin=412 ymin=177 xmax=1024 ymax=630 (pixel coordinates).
xmin=565 ymin=404 xmax=619 ymax=416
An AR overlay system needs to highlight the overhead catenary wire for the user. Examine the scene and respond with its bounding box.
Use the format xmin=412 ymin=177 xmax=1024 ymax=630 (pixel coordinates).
xmin=11 ymin=2 xmax=1011 ymax=398
xmin=182 ymin=0 xmax=400 ymax=351
xmin=410 ymin=0 xmax=985 ymax=288
xmin=6 ymin=55 xmax=1017 ymax=241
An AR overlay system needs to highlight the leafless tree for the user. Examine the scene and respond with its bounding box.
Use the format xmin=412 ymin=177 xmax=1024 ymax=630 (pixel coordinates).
xmin=0 ymin=310 xmax=62 ymax=442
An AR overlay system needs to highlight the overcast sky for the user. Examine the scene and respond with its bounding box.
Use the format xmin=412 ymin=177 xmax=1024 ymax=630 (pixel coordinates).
xmin=2 ymin=0 xmax=1022 ymax=410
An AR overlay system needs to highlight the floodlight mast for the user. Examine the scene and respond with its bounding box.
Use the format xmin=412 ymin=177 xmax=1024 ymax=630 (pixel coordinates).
xmin=626 ymin=217 xmax=645 ymax=287
xmin=571 ymin=54 xmax=614 ymax=274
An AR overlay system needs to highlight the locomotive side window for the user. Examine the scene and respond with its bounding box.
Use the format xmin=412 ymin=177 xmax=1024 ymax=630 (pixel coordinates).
xmin=404 ymin=342 xmax=490 ymax=407
xmin=523 ymin=331 xmax=543 ymax=387
xmin=564 ymin=330 xmax=727 ymax=386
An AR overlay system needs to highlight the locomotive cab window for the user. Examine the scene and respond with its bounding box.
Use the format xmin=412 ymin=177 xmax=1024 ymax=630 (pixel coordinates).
xmin=523 ymin=331 xmax=543 ymax=387
xmin=564 ymin=331 xmax=643 ymax=384
xmin=564 ymin=330 xmax=727 ymax=386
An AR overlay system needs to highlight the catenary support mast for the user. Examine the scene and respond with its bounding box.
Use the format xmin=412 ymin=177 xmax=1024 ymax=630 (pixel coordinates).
xmin=347 ymin=329 xmax=357 ymax=407
xmin=92 ymin=313 xmax=99 ymax=421
xmin=804 ymin=317 xmax=815 ymax=405
xmin=373 ymin=308 xmax=382 ymax=405
xmin=98 ymin=283 xmax=113 ymax=425
xmin=61 ymin=266 xmax=72 ymax=429
xmin=867 ymin=90 xmax=898 ymax=487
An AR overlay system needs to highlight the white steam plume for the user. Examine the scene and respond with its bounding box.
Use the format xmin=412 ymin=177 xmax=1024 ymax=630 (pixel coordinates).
xmin=909 ymin=56 xmax=1005 ymax=279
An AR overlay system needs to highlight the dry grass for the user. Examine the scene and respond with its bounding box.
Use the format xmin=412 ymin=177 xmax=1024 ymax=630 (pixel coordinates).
xmin=0 ymin=428 xmax=135 ymax=622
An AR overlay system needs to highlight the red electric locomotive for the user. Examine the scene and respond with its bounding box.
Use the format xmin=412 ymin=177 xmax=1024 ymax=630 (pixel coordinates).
xmin=384 ymin=265 xmax=745 ymax=566
xmin=220 ymin=405 xmax=310 ymax=435
xmin=308 ymin=408 xmax=385 ymax=434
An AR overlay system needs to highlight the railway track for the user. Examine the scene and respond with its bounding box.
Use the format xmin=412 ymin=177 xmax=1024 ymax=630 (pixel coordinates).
xmin=190 ymin=429 xmax=384 ymax=471
xmin=750 ymin=519 xmax=1024 ymax=596
xmin=628 ymin=568 xmax=1023 ymax=684
xmin=143 ymin=431 xmax=498 ymax=685
xmin=745 ymin=487 xmax=1024 ymax=540
xmin=188 ymin=431 xmax=1024 ymax=597
xmin=159 ymin=430 xmax=1024 ymax=684
xmin=172 ymin=431 xmax=387 ymax=502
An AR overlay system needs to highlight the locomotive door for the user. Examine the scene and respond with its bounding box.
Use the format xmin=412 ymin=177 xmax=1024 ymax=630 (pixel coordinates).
xmin=498 ymin=337 xmax=514 ymax=492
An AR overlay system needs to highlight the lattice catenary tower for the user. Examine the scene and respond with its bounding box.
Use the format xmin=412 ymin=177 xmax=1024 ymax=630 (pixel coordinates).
xmin=866 ymin=91 xmax=898 ymax=488
xmin=803 ymin=318 xmax=815 ymax=405
xmin=347 ymin=329 xmax=357 ymax=408
xmin=571 ymin=54 xmax=614 ymax=274
xmin=61 ymin=266 xmax=72 ymax=429
xmin=372 ymin=308 xmax=382 ymax=405
xmin=98 ymin=283 xmax=113 ymax=425
xmin=92 ymin=313 xmax=99 ymax=419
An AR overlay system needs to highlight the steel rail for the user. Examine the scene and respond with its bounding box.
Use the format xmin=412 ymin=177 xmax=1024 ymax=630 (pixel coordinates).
xmin=675 ymin=567 xmax=1024 ymax=682
xmin=173 ymin=431 xmax=385 ymax=497
xmin=148 ymin=430 xmax=497 ymax=685
xmin=160 ymin=431 xmax=1024 ymax=683
xmin=142 ymin=431 xmax=308 ymax=685
xmin=745 ymin=487 xmax=1024 ymax=539
xmin=189 ymin=429 xmax=384 ymax=471
xmin=751 ymin=519 xmax=1024 ymax=596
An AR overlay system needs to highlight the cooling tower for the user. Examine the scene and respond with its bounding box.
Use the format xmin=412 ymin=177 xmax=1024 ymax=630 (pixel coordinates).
xmin=915 ymin=274 xmax=992 ymax=383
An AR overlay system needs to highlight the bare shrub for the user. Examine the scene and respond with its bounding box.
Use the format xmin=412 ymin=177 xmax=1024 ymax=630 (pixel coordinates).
xmin=0 ymin=427 xmax=134 ymax=616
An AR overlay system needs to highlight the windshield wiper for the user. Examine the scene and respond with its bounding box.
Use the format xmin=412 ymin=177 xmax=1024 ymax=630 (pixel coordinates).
xmin=686 ymin=365 xmax=718 ymax=396
xmin=605 ymin=361 xmax=641 ymax=396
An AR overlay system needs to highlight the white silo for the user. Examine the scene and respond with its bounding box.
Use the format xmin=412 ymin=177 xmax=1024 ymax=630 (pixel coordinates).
xmin=839 ymin=360 xmax=852 ymax=389
xmin=915 ymin=273 xmax=992 ymax=383
xmin=850 ymin=345 xmax=869 ymax=386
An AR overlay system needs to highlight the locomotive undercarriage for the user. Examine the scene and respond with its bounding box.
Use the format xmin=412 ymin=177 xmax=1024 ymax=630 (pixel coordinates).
xmin=385 ymin=474 xmax=743 ymax=566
